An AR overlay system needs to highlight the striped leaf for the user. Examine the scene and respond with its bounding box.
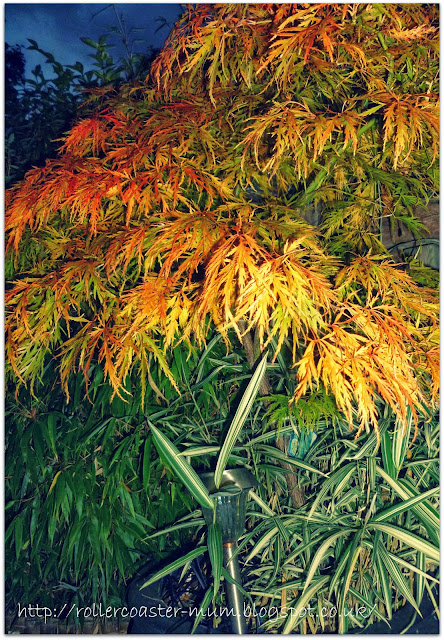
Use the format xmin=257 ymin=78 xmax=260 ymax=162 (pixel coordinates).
xmin=372 ymin=486 xmax=439 ymax=523
xmin=150 ymin=423 xmax=215 ymax=510
xmin=147 ymin=518 xmax=205 ymax=539
xmin=283 ymin=576 xmax=329 ymax=634
xmin=398 ymin=478 xmax=440 ymax=532
xmin=248 ymin=489 xmax=275 ymax=516
xmin=368 ymin=522 xmax=439 ymax=562
xmin=328 ymin=535 xmax=358 ymax=600
xmin=393 ymin=412 xmax=412 ymax=472
xmin=245 ymin=526 xmax=279 ymax=563
xmin=375 ymin=548 xmax=392 ymax=620
xmin=381 ymin=430 xmax=397 ymax=479
xmin=208 ymin=522 xmax=223 ymax=598
xmin=303 ymin=529 xmax=355 ymax=593
xmin=375 ymin=465 xmax=439 ymax=533
xmin=348 ymin=586 xmax=388 ymax=624
xmin=308 ymin=462 xmax=356 ymax=518
xmin=141 ymin=546 xmax=207 ymax=588
xmin=378 ymin=543 xmax=421 ymax=615
xmin=389 ymin=551 xmax=439 ymax=584
xmin=258 ymin=445 xmax=328 ymax=476
xmin=338 ymin=533 xmax=362 ymax=633
xmin=177 ymin=445 xmax=221 ymax=457
xmin=214 ymin=352 xmax=267 ymax=488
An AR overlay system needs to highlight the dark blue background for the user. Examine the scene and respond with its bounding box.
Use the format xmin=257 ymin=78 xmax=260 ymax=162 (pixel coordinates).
xmin=5 ymin=3 xmax=183 ymax=75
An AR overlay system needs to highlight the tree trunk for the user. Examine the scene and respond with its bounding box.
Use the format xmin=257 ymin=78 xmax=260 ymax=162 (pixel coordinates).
xmin=238 ymin=321 xmax=305 ymax=509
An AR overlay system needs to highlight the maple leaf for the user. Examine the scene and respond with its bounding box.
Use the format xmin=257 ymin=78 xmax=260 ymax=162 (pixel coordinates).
xmin=4 ymin=3 xmax=439 ymax=442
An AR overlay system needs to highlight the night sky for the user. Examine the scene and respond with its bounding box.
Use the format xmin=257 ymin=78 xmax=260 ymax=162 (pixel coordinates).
xmin=5 ymin=3 xmax=183 ymax=75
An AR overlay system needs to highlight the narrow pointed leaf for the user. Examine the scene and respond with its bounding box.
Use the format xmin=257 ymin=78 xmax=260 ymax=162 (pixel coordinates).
xmin=191 ymin=586 xmax=213 ymax=633
xmin=378 ymin=543 xmax=421 ymax=615
xmin=208 ymin=522 xmax=223 ymax=598
xmin=150 ymin=423 xmax=215 ymax=510
xmin=372 ymin=486 xmax=439 ymax=523
xmin=283 ymin=576 xmax=329 ymax=634
xmin=303 ymin=529 xmax=355 ymax=593
xmin=368 ymin=522 xmax=439 ymax=562
xmin=141 ymin=546 xmax=207 ymax=588
xmin=214 ymin=352 xmax=267 ymax=488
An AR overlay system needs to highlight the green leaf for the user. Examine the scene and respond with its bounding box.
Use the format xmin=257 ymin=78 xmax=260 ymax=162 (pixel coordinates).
xmin=191 ymin=586 xmax=213 ymax=633
xmin=392 ymin=413 xmax=412 ymax=472
xmin=348 ymin=586 xmax=388 ymax=624
xmin=303 ymin=529 xmax=355 ymax=593
xmin=214 ymin=353 xmax=267 ymax=488
xmin=368 ymin=522 xmax=439 ymax=562
xmin=375 ymin=466 xmax=439 ymax=533
xmin=147 ymin=518 xmax=205 ymax=539
xmin=15 ymin=514 xmax=24 ymax=560
xmin=308 ymin=462 xmax=356 ymax=518
xmin=141 ymin=546 xmax=207 ymax=588
xmin=389 ymin=551 xmax=438 ymax=584
xmin=381 ymin=430 xmax=397 ymax=479
xmin=378 ymin=543 xmax=421 ymax=615
xmin=80 ymin=37 xmax=100 ymax=49
xmin=47 ymin=413 xmax=57 ymax=457
xmin=258 ymin=445 xmax=328 ymax=476
xmin=338 ymin=534 xmax=362 ymax=633
xmin=245 ymin=526 xmax=279 ymax=563
xmin=374 ymin=547 xmax=392 ymax=620
xmin=142 ymin=436 xmax=152 ymax=488
xmin=248 ymin=489 xmax=275 ymax=515
xmin=208 ymin=522 xmax=223 ymax=598
xmin=372 ymin=486 xmax=439 ymax=523
xmin=150 ymin=424 xmax=214 ymax=510
xmin=283 ymin=576 xmax=329 ymax=634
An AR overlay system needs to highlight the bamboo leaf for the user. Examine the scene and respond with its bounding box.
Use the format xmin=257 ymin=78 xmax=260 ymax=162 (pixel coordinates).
xmin=147 ymin=518 xmax=205 ymax=539
xmin=191 ymin=586 xmax=213 ymax=633
xmin=245 ymin=526 xmax=279 ymax=563
xmin=308 ymin=462 xmax=356 ymax=518
xmin=258 ymin=445 xmax=328 ymax=476
xmin=375 ymin=465 xmax=439 ymax=531
xmin=374 ymin=549 xmax=392 ymax=620
xmin=389 ymin=551 xmax=439 ymax=584
xmin=142 ymin=436 xmax=152 ymax=488
xmin=248 ymin=489 xmax=275 ymax=516
xmin=48 ymin=470 xmax=63 ymax=495
xmin=378 ymin=543 xmax=421 ymax=615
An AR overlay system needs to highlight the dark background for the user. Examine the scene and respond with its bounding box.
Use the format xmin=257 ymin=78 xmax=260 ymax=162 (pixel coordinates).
xmin=5 ymin=3 xmax=183 ymax=73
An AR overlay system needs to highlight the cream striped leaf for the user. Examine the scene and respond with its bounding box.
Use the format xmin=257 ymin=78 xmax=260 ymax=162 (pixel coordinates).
xmin=372 ymin=486 xmax=439 ymax=523
xmin=214 ymin=352 xmax=268 ymax=488
xmin=283 ymin=576 xmax=329 ymax=634
xmin=368 ymin=522 xmax=439 ymax=562
xmin=208 ymin=522 xmax=223 ymax=598
xmin=150 ymin=423 xmax=215 ymax=510
xmin=303 ymin=529 xmax=355 ymax=593
xmin=141 ymin=546 xmax=207 ymax=588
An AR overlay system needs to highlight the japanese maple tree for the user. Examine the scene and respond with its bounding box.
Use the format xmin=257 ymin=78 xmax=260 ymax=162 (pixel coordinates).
xmin=6 ymin=4 xmax=439 ymax=444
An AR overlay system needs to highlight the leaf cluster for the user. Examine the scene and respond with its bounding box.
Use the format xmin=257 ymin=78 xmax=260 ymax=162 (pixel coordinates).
xmin=5 ymin=4 xmax=439 ymax=441
xmin=140 ymin=350 xmax=440 ymax=633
